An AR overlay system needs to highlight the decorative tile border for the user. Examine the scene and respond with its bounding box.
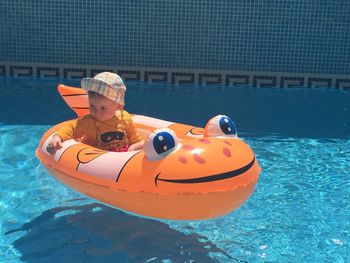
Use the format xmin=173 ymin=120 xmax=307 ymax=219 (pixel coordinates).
xmin=1 ymin=62 xmax=349 ymax=90
xmin=307 ymin=77 xmax=332 ymax=88
xmin=118 ymin=70 xmax=142 ymax=82
xmin=63 ymin=68 xmax=87 ymax=79
xmin=253 ymin=76 xmax=277 ymax=88
xmin=9 ymin=65 xmax=33 ymax=78
xmin=225 ymin=74 xmax=250 ymax=87
xmin=280 ymin=76 xmax=304 ymax=88
xmin=171 ymin=72 xmax=195 ymax=85
xmin=145 ymin=71 xmax=168 ymax=83
xmin=37 ymin=67 xmax=60 ymax=78
xmin=336 ymin=79 xmax=350 ymax=89
xmin=0 ymin=65 xmax=6 ymax=76
xmin=198 ymin=73 xmax=222 ymax=86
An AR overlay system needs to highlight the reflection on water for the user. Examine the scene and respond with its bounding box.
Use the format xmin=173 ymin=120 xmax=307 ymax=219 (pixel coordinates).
xmin=6 ymin=203 xmax=236 ymax=263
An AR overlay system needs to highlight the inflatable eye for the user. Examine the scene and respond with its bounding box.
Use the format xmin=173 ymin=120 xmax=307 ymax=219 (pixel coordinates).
xmin=144 ymin=128 xmax=179 ymax=161
xmin=204 ymin=115 xmax=237 ymax=138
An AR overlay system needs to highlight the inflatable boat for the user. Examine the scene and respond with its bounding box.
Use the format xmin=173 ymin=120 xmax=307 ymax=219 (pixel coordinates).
xmin=36 ymin=84 xmax=261 ymax=220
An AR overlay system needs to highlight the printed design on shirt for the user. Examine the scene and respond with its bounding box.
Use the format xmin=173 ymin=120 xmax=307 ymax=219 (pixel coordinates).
xmin=97 ymin=125 xmax=128 ymax=151
xmin=99 ymin=131 xmax=127 ymax=150
xmin=100 ymin=131 xmax=125 ymax=143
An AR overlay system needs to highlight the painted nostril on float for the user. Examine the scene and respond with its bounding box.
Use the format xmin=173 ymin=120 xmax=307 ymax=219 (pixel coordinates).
xmin=199 ymin=138 xmax=210 ymax=144
xmin=193 ymin=154 xmax=206 ymax=164
xmin=182 ymin=144 xmax=196 ymax=151
xmin=178 ymin=156 xmax=188 ymax=164
xmin=224 ymin=141 xmax=232 ymax=146
xmin=223 ymin=147 xmax=231 ymax=158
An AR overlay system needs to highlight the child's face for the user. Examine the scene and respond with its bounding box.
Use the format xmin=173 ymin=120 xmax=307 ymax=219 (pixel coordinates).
xmin=88 ymin=93 xmax=121 ymax=122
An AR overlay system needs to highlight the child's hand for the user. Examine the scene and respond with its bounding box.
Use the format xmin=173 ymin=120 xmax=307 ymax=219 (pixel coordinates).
xmin=46 ymin=135 xmax=63 ymax=155
xmin=128 ymin=140 xmax=144 ymax=152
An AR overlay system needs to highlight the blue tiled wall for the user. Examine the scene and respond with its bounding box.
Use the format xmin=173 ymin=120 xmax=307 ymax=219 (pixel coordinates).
xmin=1 ymin=0 xmax=350 ymax=83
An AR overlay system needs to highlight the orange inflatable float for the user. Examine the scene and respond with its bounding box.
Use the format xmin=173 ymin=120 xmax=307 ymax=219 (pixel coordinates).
xmin=36 ymin=84 xmax=261 ymax=220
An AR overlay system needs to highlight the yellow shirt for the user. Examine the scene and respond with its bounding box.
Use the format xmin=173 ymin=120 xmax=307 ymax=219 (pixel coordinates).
xmin=56 ymin=110 xmax=141 ymax=151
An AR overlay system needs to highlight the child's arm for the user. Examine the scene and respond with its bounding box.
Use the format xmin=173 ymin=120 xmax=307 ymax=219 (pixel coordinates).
xmin=46 ymin=118 xmax=86 ymax=155
xmin=122 ymin=111 xmax=143 ymax=151
xmin=128 ymin=140 xmax=144 ymax=151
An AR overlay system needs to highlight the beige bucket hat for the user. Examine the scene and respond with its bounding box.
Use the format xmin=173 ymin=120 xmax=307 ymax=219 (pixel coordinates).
xmin=81 ymin=72 xmax=126 ymax=105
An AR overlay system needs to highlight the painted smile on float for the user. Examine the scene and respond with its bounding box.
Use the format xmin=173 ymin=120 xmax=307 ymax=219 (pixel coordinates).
xmin=144 ymin=115 xmax=255 ymax=187
xmin=155 ymin=157 xmax=255 ymax=186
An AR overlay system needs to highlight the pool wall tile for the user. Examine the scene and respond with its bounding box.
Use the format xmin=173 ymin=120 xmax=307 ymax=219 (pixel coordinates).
xmin=1 ymin=0 xmax=350 ymax=88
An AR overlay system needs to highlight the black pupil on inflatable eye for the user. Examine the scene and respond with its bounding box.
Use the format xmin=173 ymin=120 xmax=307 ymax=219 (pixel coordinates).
xmin=153 ymin=132 xmax=175 ymax=154
xmin=219 ymin=117 xmax=237 ymax=135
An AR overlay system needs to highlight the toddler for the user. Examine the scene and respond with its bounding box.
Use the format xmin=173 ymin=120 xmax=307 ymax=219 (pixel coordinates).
xmin=46 ymin=72 xmax=144 ymax=154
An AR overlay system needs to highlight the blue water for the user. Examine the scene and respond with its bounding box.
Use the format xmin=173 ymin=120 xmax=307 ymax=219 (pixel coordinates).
xmin=1 ymin=77 xmax=349 ymax=262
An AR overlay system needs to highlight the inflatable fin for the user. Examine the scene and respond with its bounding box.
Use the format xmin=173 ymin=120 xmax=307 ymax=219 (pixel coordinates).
xmin=58 ymin=84 xmax=89 ymax=118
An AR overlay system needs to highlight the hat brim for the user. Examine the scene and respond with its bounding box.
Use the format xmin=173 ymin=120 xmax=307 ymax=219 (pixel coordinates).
xmin=81 ymin=78 xmax=125 ymax=105
xmin=81 ymin=78 xmax=106 ymax=91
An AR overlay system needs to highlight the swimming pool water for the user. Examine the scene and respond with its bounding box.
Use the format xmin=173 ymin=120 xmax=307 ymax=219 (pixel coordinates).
xmin=1 ymin=78 xmax=349 ymax=262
